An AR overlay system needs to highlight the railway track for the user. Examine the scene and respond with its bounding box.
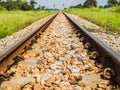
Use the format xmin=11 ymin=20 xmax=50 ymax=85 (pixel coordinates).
xmin=0 ymin=12 xmax=120 ymax=90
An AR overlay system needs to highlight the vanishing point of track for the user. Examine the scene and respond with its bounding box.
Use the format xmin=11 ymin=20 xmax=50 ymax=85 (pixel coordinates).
xmin=0 ymin=12 xmax=120 ymax=90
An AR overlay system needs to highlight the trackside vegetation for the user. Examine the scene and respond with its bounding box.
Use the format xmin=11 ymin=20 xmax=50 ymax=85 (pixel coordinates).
xmin=0 ymin=10 xmax=55 ymax=39
xmin=64 ymin=6 xmax=120 ymax=34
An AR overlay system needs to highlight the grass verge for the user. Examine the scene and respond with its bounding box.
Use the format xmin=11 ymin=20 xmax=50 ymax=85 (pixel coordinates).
xmin=0 ymin=10 xmax=56 ymax=39
xmin=64 ymin=7 xmax=120 ymax=34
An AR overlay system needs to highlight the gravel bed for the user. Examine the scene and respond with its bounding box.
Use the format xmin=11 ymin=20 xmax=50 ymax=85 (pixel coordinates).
xmin=0 ymin=14 xmax=55 ymax=53
xmin=66 ymin=14 xmax=120 ymax=55
xmin=0 ymin=13 xmax=117 ymax=90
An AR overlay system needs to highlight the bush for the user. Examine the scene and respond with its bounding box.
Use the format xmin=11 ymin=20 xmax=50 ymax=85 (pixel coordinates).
xmin=0 ymin=5 xmax=6 ymax=11
xmin=107 ymin=6 xmax=120 ymax=12
xmin=115 ymin=6 xmax=120 ymax=12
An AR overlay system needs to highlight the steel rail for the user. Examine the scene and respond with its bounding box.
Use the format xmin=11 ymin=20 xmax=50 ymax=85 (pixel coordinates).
xmin=64 ymin=12 xmax=120 ymax=86
xmin=0 ymin=11 xmax=120 ymax=86
xmin=0 ymin=13 xmax=58 ymax=72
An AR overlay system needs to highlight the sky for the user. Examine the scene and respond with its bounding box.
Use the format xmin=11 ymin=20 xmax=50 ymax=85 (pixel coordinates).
xmin=34 ymin=0 xmax=108 ymax=10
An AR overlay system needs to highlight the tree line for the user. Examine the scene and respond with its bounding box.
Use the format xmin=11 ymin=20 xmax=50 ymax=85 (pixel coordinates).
xmin=0 ymin=0 xmax=37 ymax=11
xmin=70 ymin=0 xmax=120 ymax=8
xmin=0 ymin=0 xmax=120 ymax=11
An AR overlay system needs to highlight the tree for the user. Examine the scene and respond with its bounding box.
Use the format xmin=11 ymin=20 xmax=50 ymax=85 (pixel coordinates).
xmin=20 ymin=1 xmax=32 ymax=10
xmin=36 ymin=5 xmax=42 ymax=10
xmin=16 ymin=0 xmax=23 ymax=8
xmin=118 ymin=1 xmax=120 ymax=5
xmin=0 ymin=0 xmax=36 ymax=11
xmin=99 ymin=5 xmax=104 ymax=8
xmin=0 ymin=0 xmax=2 ymax=6
xmin=5 ymin=0 xmax=16 ymax=10
xmin=2 ymin=0 xmax=20 ymax=10
xmin=0 ymin=0 xmax=1 ymax=2
xmin=30 ymin=0 xmax=37 ymax=10
xmin=41 ymin=6 xmax=45 ymax=10
xmin=70 ymin=3 xmax=83 ymax=8
xmin=83 ymin=0 xmax=97 ymax=8
xmin=107 ymin=0 xmax=118 ymax=7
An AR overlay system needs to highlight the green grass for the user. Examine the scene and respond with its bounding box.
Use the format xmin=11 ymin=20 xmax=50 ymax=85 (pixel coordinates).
xmin=0 ymin=10 xmax=56 ymax=39
xmin=64 ymin=7 xmax=120 ymax=34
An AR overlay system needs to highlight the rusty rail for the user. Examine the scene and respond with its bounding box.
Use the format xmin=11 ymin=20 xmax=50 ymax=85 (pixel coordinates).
xmin=0 ymin=13 xmax=58 ymax=73
xmin=64 ymin=12 xmax=120 ymax=86
xmin=0 ymin=12 xmax=120 ymax=86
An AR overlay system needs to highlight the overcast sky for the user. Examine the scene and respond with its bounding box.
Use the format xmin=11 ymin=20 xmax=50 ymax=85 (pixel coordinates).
xmin=34 ymin=0 xmax=108 ymax=10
